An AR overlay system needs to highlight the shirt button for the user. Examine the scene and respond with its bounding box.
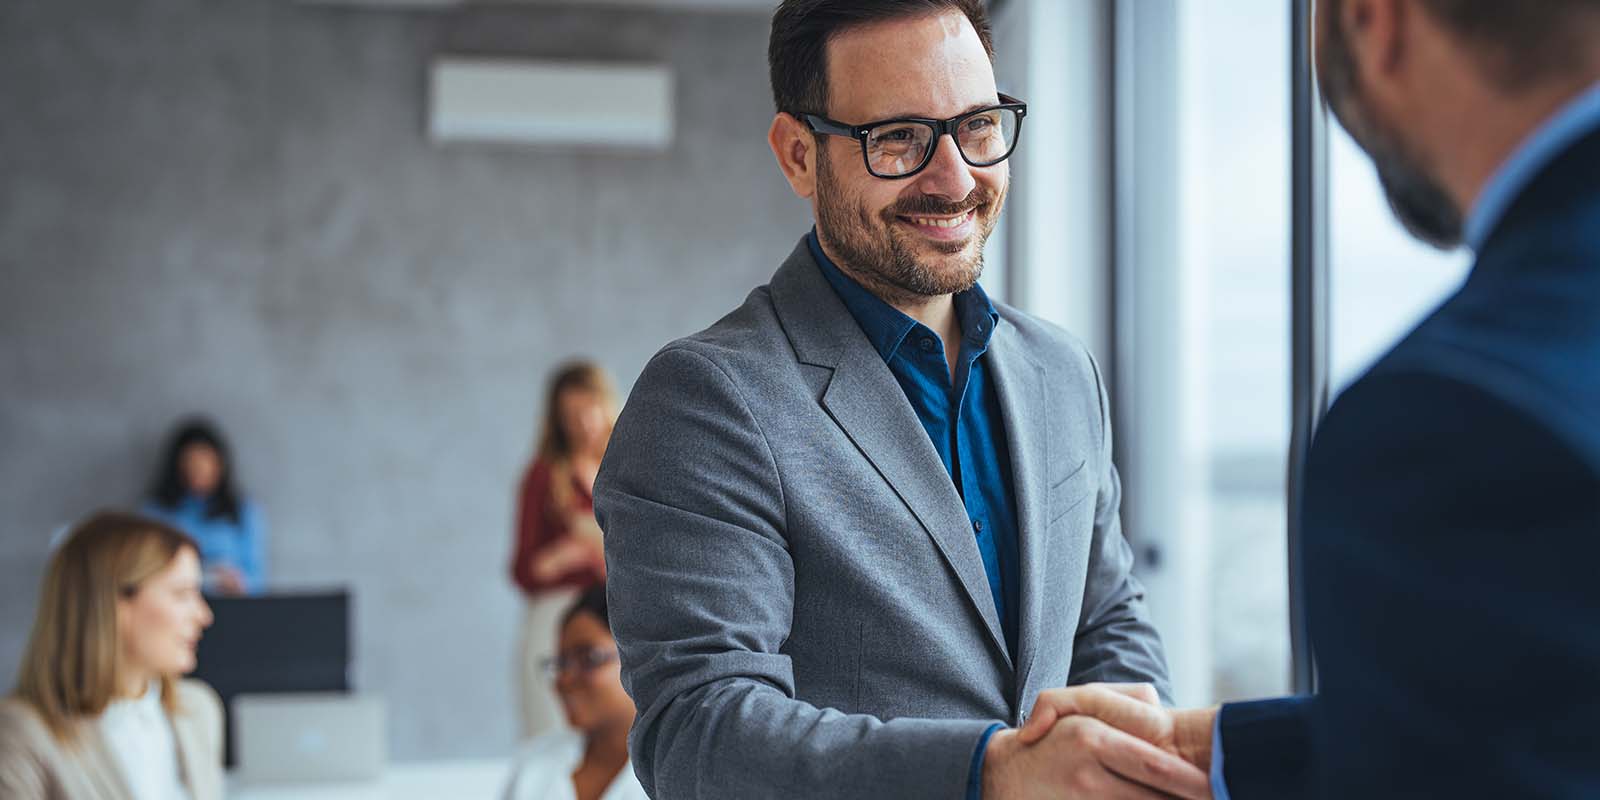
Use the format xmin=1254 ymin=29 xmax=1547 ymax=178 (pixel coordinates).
xmin=919 ymin=337 xmax=936 ymax=352
xmin=973 ymin=519 xmax=984 ymax=532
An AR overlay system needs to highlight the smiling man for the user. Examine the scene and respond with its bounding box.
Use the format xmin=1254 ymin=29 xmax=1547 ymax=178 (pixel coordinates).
xmin=592 ymin=2 xmax=1200 ymax=799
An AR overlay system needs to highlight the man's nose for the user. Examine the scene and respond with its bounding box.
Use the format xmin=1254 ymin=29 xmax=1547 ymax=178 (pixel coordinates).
xmin=913 ymin=134 xmax=977 ymax=202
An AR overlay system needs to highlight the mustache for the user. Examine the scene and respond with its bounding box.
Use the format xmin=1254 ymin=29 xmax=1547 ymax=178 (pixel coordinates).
xmin=887 ymin=187 xmax=997 ymax=217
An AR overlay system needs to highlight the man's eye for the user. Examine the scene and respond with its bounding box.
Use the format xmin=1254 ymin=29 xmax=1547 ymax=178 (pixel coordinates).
xmin=875 ymin=127 xmax=918 ymax=143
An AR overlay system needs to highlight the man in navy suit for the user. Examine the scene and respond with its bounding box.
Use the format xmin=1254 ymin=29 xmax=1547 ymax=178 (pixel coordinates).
xmin=1010 ymin=0 xmax=1600 ymax=797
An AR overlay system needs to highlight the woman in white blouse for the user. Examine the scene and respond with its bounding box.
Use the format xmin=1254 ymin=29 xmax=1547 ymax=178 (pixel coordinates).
xmin=504 ymin=585 xmax=646 ymax=800
xmin=0 ymin=511 xmax=223 ymax=800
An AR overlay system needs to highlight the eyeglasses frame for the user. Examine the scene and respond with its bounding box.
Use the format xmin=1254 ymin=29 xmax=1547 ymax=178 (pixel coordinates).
xmin=800 ymin=93 xmax=1028 ymax=179
xmin=540 ymin=646 xmax=619 ymax=679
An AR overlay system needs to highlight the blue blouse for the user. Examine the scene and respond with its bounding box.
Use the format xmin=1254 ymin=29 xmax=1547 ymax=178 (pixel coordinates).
xmin=142 ymin=495 xmax=267 ymax=595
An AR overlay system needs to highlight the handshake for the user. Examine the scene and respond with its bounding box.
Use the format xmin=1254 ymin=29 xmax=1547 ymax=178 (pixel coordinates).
xmin=983 ymin=684 xmax=1219 ymax=800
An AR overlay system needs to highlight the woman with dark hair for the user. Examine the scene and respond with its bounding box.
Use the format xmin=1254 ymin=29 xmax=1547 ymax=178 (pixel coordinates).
xmin=509 ymin=361 xmax=617 ymax=738
xmin=142 ymin=417 xmax=266 ymax=596
xmin=502 ymin=585 xmax=643 ymax=800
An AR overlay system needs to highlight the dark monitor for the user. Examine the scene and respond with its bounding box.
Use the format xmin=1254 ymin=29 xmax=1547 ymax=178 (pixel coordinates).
xmin=191 ymin=590 xmax=351 ymax=766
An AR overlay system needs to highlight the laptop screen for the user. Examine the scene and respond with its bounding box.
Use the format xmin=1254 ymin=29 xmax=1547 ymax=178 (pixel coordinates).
xmin=191 ymin=590 xmax=351 ymax=766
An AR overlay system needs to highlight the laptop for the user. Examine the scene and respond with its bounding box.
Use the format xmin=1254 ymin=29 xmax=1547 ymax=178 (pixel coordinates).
xmin=232 ymin=693 xmax=386 ymax=784
xmin=191 ymin=591 xmax=351 ymax=767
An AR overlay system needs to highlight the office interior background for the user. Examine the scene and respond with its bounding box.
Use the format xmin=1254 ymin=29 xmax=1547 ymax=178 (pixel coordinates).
xmin=1 ymin=0 xmax=1472 ymax=775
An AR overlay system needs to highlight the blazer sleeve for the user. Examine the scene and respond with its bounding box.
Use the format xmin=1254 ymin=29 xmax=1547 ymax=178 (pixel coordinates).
xmin=1221 ymin=368 xmax=1600 ymax=799
xmin=1216 ymin=696 xmax=1314 ymax=798
xmin=0 ymin=703 xmax=51 ymax=800
xmin=1066 ymin=352 xmax=1172 ymax=701
xmin=594 ymin=346 xmax=996 ymax=800
xmin=510 ymin=462 xmax=571 ymax=595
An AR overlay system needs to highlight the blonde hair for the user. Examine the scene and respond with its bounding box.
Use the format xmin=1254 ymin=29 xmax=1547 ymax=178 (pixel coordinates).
xmin=12 ymin=511 xmax=198 ymax=742
xmin=534 ymin=360 xmax=619 ymax=518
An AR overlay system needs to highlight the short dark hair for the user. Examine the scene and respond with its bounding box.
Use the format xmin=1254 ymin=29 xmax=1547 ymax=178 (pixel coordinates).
xmin=563 ymin=583 xmax=610 ymax=629
xmin=768 ymin=0 xmax=996 ymax=118
xmin=1416 ymin=0 xmax=1600 ymax=90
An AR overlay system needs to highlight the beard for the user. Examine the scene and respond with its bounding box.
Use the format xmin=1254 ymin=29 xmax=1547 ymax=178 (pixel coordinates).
xmin=1319 ymin=6 xmax=1464 ymax=249
xmin=813 ymin=145 xmax=1004 ymax=302
xmin=1312 ymin=5 xmax=1465 ymax=246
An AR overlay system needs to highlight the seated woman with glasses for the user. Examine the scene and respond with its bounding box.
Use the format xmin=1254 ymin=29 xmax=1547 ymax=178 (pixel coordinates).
xmin=503 ymin=584 xmax=645 ymax=800
xmin=0 ymin=511 xmax=223 ymax=800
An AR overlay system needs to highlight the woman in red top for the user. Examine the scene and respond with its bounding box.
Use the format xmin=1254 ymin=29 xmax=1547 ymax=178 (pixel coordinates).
xmin=510 ymin=360 xmax=617 ymax=740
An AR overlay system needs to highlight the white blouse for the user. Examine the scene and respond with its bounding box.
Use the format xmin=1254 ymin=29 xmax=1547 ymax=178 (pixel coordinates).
xmin=502 ymin=731 xmax=649 ymax=800
xmin=98 ymin=682 xmax=191 ymax=800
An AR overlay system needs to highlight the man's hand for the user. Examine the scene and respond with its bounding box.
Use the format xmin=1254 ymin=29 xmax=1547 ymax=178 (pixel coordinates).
xmin=983 ymin=709 xmax=1211 ymax=799
xmin=1017 ymin=684 xmax=1218 ymax=772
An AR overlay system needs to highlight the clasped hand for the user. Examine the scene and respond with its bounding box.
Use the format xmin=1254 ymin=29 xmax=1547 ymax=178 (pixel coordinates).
xmin=982 ymin=683 xmax=1217 ymax=799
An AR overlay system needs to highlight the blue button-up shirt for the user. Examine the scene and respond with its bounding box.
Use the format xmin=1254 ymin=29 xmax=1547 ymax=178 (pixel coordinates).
xmin=807 ymin=231 xmax=1017 ymax=798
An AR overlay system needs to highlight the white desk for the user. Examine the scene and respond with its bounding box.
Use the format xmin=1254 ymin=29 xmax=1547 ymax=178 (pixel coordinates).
xmin=229 ymin=758 xmax=508 ymax=800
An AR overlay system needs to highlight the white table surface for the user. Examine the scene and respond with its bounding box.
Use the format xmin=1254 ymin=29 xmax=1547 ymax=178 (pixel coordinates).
xmin=228 ymin=758 xmax=509 ymax=800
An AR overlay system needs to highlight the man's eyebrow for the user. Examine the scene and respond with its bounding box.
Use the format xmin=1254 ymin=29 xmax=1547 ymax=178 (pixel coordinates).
xmin=872 ymin=99 xmax=1000 ymax=121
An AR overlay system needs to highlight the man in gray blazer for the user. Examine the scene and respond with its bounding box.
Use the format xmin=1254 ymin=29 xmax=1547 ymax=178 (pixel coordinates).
xmin=594 ymin=1 xmax=1205 ymax=798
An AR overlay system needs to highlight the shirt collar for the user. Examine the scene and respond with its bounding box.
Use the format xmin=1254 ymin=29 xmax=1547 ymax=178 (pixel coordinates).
xmin=806 ymin=228 xmax=999 ymax=362
xmin=1465 ymin=78 xmax=1600 ymax=251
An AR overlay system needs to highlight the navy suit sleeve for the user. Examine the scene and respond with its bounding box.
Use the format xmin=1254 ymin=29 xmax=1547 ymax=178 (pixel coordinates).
xmin=1216 ymin=697 xmax=1313 ymax=797
xmin=1220 ymin=368 xmax=1600 ymax=799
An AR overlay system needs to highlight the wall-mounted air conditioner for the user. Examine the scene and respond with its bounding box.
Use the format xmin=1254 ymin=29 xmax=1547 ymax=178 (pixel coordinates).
xmin=428 ymin=58 xmax=674 ymax=150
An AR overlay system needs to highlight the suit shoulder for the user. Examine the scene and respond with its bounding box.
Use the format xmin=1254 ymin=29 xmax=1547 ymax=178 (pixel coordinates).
xmin=0 ymin=699 xmax=48 ymax=739
xmin=640 ymin=285 xmax=793 ymax=384
xmin=994 ymin=302 xmax=1101 ymax=376
xmin=0 ymin=698 xmax=57 ymax=761
xmin=1361 ymin=287 xmax=1600 ymax=458
xmin=1321 ymin=364 xmax=1600 ymax=481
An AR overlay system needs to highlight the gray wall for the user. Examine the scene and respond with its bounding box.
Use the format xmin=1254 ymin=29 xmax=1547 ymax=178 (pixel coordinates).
xmin=0 ymin=0 xmax=800 ymax=760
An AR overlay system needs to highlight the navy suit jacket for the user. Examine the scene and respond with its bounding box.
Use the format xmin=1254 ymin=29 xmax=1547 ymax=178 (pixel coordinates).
xmin=1219 ymin=128 xmax=1600 ymax=797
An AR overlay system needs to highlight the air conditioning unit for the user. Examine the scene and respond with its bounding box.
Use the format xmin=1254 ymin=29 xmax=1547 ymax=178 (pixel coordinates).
xmin=428 ymin=58 xmax=674 ymax=150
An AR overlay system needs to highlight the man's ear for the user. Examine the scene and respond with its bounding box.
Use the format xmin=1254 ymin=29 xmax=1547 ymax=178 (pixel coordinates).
xmin=1341 ymin=0 xmax=1404 ymax=85
xmin=768 ymin=112 xmax=818 ymax=199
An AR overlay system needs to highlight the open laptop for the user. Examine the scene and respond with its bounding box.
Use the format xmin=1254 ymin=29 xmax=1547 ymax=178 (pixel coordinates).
xmin=232 ymin=693 xmax=386 ymax=784
xmin=191 ymin=591 xmax=351 ymax=767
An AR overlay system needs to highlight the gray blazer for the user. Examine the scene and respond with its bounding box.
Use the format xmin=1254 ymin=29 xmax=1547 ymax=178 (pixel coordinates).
xmin=595 ymin=238 xmax=1169 ymax=799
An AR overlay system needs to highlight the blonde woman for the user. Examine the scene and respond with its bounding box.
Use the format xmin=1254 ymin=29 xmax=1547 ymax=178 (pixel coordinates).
xmin=509 ymin=360 xmax=617 ymax=739
xmin=0 ymin=512 xmax=222 ymax=800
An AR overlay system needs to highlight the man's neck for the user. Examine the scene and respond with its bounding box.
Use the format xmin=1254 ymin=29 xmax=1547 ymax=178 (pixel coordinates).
xmin=1444 ymin=71 xmax=1600 ymax=215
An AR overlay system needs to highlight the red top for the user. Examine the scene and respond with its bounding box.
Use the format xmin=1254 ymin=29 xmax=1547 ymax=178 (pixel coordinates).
xmin=509 ymin=458 xmax=604 ymax=596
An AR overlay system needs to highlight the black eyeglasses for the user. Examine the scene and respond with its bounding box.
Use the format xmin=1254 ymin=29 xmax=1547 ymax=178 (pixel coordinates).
xmin=801 ymin=94 xmax=1027 ymax=179
xmin=540 ymin=647 xmax=618 ymax=679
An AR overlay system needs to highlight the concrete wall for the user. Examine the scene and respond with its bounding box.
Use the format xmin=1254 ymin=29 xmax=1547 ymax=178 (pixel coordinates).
xmin=0 ymin=0 xmax=800 ymax=760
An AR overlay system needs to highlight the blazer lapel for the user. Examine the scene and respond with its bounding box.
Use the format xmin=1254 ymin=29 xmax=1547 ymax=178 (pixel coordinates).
xmin=172 ymin=707 xmax=211 ymax=800
xmin=770 ymin=239 xmax=1011 ymax=668
xmin=984 ymin=319 xmax=1051 ymax=701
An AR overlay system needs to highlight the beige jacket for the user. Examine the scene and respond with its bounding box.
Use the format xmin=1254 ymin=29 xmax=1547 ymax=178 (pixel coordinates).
xmin=0 ymin=679 xmax=223 ymax=800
